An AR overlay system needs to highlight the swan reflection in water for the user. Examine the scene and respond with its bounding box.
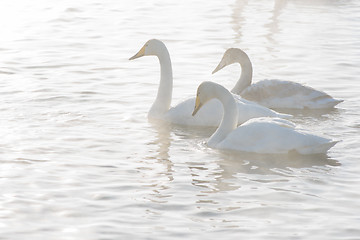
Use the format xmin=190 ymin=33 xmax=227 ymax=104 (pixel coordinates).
xmin=136 ymin=118 xmax=340 ymax=206
xmin=146 ymin=120 xmax=174 ymax=181
xmin=231 ymin=0 xmax=287 ymax=46
xmin=189 ymin=143 xmax=340 ymax=193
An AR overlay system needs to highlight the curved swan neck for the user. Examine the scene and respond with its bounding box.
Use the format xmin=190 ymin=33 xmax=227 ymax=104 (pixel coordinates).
xmin=149 ymin=45 xmax=173 ymax=118
xmin=208 ymin=86 xmax=239 ymax=147
xmin=230 ymin=54 xmax=253 ymax=95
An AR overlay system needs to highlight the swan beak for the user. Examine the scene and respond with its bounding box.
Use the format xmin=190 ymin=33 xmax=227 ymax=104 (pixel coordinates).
xmin=129 ymin=45 xmax=146 ymax=60
xmin=192 ymin=96 xmax=203 ymax=116
xmin=212 ymin=60 xmax=226 ymax=74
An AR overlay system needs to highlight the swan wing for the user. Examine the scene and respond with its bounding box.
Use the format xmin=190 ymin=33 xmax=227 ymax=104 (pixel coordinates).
xmin=242 ymin=79 xmax=342 ymax=109
xmin=233 ymin=94 xmax=292 ymax=124
xmin=218 ymin=118 xmax=336 ymax=154
xmin=166 ymin=95 xmax=291 ymax=127
xmin=166 ymin=98 xmax=223 ymax=126
xmin=243 ymin=117 xmax=296 ymax=128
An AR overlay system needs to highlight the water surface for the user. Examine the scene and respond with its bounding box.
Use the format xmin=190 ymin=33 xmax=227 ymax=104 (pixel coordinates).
xmin=1 ymin=0 xmax=360 ymax=239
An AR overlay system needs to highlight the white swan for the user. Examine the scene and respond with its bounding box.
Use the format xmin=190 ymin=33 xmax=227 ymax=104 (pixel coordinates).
xmin=129 ymin=39 xmax=290 ymax=127
xmin=192 ymin=81 xmax=338 ymax=154
xmin=213 ymin=48 xmax=343 ymax=109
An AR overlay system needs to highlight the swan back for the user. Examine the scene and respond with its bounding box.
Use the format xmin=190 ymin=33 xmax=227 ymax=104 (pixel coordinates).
xmin=219 ymin=118 xmax=337 ymax=154
xmin=242 ymin=79 xmax=343 ymax=109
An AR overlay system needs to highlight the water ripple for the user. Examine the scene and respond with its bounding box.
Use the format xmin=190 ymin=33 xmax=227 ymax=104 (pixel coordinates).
xmin=0 ymin=0 xmax=360 ymax=239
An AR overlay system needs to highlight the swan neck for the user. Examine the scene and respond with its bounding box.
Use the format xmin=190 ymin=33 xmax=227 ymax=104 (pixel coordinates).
xmin=208 ymin=90 xmax=238 ymax=147
xmin=231 ymin=60 xmax=253 ymax=95
xmin=149 ymin=48 xmax=173 ymax=118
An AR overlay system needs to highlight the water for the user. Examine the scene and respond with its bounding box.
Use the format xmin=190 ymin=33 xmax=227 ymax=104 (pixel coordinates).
xmin=1 ymin=0 xmax=360 ymax=239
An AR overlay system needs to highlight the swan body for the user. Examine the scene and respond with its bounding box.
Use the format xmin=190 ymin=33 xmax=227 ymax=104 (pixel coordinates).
xmin=129 ymin=39 xmax=290 ymax=127
xmin=213 ymin=48 xmax=343 ymax=109
xmin=192 ymin=81 xmax=338 ymax=154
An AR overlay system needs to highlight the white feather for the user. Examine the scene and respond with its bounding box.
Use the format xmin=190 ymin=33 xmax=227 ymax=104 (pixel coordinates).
xmin=130 ymin=40 xmax=291 ymax=127
xmin=213 ymin=48 xmax=342 ymax=109
xmin=193 ymin=81 xmax=338 ymax=155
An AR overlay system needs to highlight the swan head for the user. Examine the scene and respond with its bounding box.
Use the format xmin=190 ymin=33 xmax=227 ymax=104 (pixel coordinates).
xmin=192 ymin=81 xmax=220 ymax=116
xmin=212 ymin=48 xmax=251 ymax=74
xmin=129 ymin=39 xmax=166 ymax=60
